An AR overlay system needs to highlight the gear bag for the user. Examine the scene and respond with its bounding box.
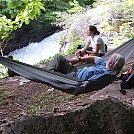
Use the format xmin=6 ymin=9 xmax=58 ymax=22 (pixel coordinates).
xmin=120 ymin=64 xmax=134 ymax=94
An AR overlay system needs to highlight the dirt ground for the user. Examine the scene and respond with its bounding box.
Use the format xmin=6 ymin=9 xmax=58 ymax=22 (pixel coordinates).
xmin=0 ymin=53 xmax=134 ymax=133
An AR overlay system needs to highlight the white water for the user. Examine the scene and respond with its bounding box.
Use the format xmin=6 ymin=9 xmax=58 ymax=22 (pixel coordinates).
xmin=9 ymin=31 xmax=65 ymax=65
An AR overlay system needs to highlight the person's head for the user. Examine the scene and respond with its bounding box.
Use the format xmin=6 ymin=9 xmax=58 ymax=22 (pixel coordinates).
xmin=87 ymin=25 xmax=100 ymax=36
xmin=106 ymin=53 xmax=125 ymax=70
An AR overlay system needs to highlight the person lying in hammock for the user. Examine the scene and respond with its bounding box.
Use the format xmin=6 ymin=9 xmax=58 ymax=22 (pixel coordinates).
xmin=46 ymin=53 xmax=125 ymax=81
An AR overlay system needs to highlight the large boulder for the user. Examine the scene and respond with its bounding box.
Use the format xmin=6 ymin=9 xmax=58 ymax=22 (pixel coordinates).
xmin=3 ymin=97 xmax=134 ymax=134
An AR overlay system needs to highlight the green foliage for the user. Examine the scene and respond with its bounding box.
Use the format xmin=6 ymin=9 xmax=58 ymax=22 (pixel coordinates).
xmin=0 ymin=0 xmax=45 ymax=20
xmin=120 ymin=65 xmax=130 ymax=74
xmin=0 ymin=86 xmax=4 ymax=91
xmin=38 ymin=53 xmax=66 ymax=64
xmin=0 ymin=89 xmax=15 ymax=101
xmin=0 ymin=0 xmax=45 ymax=55
xmin=67 ymin=0 xmax=84 ymax=14
xmin=111 ymin=21 xmax=134 ymax=47
xmin=68 ymin=30 xmax=81 ymax=41
xmin=0 ymin=64 xmax=8 ymax=78
xmin=94 ymin=0 xmax=134 ymax=26
xmin=66 ymin=39 xmax=84 ymax=55
xmin=59 ymin=30 xmax=85 ymax=55
xmin=0 ymin=16 xmax=13 ymax=40
xmin=77 ymin=0 xmax=96 ymax=6
xmin=94 ymin=0 xmax=134 ymax=45
xmin=39 ymin=0 xmax=94 ymax=25
xmin=0 ymin=87 xmax=4 ymax=103
xmin=27 ymin=105 xmax=41 ymax=114
xmin=121 ymin=22 xmax=134 ymax=38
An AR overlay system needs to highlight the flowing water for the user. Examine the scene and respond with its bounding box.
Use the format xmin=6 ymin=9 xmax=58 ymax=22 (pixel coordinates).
xmin=9 ymin=31 xmax=65 ymax=65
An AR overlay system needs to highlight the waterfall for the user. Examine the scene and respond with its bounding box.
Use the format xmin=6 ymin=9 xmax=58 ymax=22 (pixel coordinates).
xmin=9 ymin=31 xmax=65 ymax=65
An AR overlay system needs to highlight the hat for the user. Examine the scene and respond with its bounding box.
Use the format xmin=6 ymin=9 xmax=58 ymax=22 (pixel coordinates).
xmin=111 ymin=53 xmax=125 ymax=69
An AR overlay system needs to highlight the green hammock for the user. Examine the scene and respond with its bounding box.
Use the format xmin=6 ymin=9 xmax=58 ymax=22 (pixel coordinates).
xmin=0 ymin=38 xmax=134 ymax=95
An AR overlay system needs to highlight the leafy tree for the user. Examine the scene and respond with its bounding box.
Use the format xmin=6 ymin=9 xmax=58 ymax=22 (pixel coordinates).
xmin=0 ymin=0 xmax=45 ymax=55
xmin=40 ymin=0 xmax=95 ymax=24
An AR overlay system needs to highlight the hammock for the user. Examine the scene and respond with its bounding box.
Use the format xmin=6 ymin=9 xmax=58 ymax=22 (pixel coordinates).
xmin=0 ymin=38 xmax=134 ymax=95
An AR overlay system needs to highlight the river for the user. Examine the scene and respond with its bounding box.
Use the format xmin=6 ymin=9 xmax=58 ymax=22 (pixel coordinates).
xmin=9 ymin=31 xmax=65 ymax=65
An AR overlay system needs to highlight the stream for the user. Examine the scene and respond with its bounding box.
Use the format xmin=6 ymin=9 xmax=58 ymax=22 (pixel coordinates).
xmin=9 ymin=31 xmax=65 ymax=65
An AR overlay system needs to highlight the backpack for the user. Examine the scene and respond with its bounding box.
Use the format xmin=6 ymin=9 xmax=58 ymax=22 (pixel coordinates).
xmin=120 ymin=64 xmax=134 ymax=95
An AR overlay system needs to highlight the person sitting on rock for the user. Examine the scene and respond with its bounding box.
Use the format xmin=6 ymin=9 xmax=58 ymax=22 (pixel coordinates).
xmin=46 ymin=53 xmax=125 ymax=81
xmin=75 ymin=25 xmax=106 ymax=57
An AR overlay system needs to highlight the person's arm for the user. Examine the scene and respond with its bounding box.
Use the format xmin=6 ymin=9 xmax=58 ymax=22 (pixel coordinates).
xmin=68 ymin=55 xmax=99 ymax=65
xmin=82 ymin=41 xmax=91 ymax=52
xmin=75 ymin=40 xmax=91 ymax=56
